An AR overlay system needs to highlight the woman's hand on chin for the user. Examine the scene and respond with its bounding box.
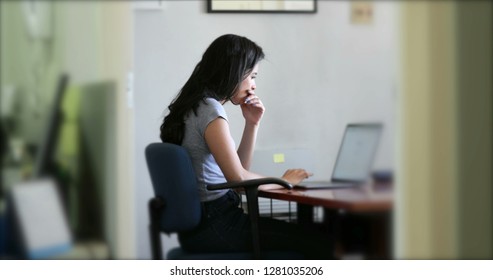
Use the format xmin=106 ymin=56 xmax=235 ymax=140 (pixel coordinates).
xmin=240 ymin=91 xmax=265 ymax=125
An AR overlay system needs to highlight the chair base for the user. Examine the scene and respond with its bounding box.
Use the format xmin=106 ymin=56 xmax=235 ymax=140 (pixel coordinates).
xmin=167 ymin=247 xmax=304 ymax=260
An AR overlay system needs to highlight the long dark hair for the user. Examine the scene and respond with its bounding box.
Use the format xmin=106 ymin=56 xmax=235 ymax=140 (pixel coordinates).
xmin=160 ymin=34 xmax=265 ymax=144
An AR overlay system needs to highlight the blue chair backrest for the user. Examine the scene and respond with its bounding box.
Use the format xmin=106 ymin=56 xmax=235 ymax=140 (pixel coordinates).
xmin=145 ymin=143 xmax=201 ymax=233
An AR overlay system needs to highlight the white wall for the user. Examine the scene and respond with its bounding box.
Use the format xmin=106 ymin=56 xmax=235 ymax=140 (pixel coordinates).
xmin=134 ymin=1 xmax=398 ymax=259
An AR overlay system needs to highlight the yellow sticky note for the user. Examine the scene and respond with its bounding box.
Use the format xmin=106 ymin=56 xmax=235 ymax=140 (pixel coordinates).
xmin=273 ymin=153 xmax=285 ymax=163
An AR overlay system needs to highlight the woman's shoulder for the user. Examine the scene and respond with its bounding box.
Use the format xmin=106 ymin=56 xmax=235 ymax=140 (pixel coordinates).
xmin=203 ymin=97 xmax=222 ymax=107
xmin=200 ymin=97 xmax=224 ymax=112
xmin=198 ymin=97 xmax=227 ymax=120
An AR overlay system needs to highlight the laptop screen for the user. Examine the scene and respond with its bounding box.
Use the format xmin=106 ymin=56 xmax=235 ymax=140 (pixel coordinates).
xmin=331 ymin=124 xmax=382 ymax=182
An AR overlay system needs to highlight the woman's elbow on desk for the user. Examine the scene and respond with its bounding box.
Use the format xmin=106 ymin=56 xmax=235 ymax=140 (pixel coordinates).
xmin=258 ymin=184 xmax=284 ymax=191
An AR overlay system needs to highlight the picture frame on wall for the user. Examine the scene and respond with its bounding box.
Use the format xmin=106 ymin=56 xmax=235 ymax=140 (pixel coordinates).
xmin=207 ymin=0 xmax=317 ymax=13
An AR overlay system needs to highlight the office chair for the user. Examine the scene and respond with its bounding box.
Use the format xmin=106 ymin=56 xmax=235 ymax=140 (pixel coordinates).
xmin=145 ymin=142 xmax=298 ymax=260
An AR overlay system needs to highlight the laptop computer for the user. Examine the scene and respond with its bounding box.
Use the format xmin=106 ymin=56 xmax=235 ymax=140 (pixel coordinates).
xmin=296 ymin=123 xmax=382 ymax=189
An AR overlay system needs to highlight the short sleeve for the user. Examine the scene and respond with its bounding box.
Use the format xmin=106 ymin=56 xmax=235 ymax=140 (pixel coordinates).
xmin=196 ymin=98 xmax=228 ymax=137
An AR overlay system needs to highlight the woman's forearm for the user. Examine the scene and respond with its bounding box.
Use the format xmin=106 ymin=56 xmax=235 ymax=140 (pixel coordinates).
xmin=237 ymin=122 xmax=259 ymax=170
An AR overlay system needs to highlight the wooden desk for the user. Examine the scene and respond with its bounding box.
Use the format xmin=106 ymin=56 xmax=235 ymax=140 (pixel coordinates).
xmin=259 ymin=183 xmax=393 ymax=213
xmin=258 ymin=183 xmax=393 ymax=259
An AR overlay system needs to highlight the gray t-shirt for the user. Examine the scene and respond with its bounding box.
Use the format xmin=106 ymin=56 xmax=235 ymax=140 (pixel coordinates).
xmin=182 ymin=98 xmax=230 ymax=202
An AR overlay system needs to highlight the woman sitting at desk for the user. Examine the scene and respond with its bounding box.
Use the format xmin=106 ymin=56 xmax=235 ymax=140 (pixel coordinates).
xmin=160 ymin=34 xmax=332 ymax=259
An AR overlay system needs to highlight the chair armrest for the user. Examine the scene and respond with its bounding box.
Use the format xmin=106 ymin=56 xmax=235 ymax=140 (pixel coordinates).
xmin=206 ymin=177 xmax=292 ymax=259
xmin=206 ymin=177 xmax=292 ymax=191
